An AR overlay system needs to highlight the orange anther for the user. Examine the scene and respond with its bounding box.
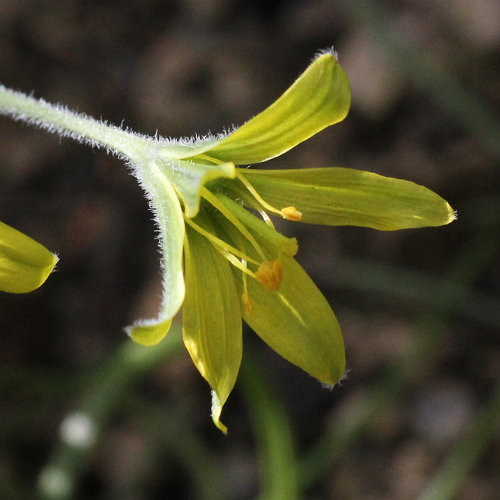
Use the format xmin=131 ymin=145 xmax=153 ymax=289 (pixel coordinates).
xmin=281 ymin=206 xmax=302 ymax=221
xmin=256 ymin=260 xmax=283 ymax=291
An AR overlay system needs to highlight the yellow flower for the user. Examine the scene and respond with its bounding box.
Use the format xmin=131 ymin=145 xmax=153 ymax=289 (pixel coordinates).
xmin=0 ymin=221 xmax=58 ymax=293
xmin=125 ymin=51 xmax=455 ymax=432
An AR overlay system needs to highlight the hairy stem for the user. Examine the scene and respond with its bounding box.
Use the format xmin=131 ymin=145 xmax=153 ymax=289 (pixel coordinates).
xmin=0 ymin=83 xmax=149 ymax=160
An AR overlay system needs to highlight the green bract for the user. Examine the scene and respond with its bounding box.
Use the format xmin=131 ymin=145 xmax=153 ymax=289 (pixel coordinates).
xmin=123 ymin=51 xmax=455 ymax=432
xmin=0 ymin=221 xmax=58 ymax=294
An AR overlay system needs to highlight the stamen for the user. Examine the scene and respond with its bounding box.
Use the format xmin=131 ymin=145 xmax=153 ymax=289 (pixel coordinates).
xmin=236 ymin=171 xmax=302 ymax=222
xmin=236 ymin=171 xmax=283 ymax=216
xmin=241 ymin=258 xmax=252 ymax=315
xmin=184 ymin=216 xmax=265 ymax=289
xmin=187 ymin=191 xmax=286 ymax=295
xmin=259 ymin=209 xmax=275 ymax=228
xmin=255 ymin=260 xmax=283 ymax=291
xmin=195 ymin=153 xmax=225 ymax=165
xmin=281 ymin=206 xmax=302 ymax=221
xmin=184 ymin=217 xmax=259 ymax=266
xmin=220 ymin=250 xmax=258 ymax=279
xmin=201 ymin=187 xmax=267 ymax=262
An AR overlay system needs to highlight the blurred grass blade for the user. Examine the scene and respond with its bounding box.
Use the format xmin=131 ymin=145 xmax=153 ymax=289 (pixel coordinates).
xmin=240 ymin=352 xmax=300 ymax=500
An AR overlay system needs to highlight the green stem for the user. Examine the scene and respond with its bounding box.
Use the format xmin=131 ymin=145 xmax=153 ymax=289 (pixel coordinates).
xmin=331 ymin=256 xmax=500 ymax=330
xmin=131 ymin=399 xmax=226 ymax=500
xmin=0 ymin=83 xmax=149 ymax=160
xmin=240 ymin=352 xmax=300 ymax=500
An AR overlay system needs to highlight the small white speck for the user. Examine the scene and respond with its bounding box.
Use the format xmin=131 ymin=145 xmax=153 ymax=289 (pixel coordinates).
xmin=37 ymin=466 xmax=72 ymax=497
xmin=59 ymin=411 xmax=96 ymax=449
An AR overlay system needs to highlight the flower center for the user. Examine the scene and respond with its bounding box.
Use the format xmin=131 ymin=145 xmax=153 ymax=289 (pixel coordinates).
xmin=184 ymin=188 xmax=286 ymax=300
xmin=181 ymin=154 xmax=303 ymax=302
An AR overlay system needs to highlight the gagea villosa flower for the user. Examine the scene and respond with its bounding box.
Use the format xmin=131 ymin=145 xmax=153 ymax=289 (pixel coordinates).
xmin=0 ymin=50 xmax=455 ymax=432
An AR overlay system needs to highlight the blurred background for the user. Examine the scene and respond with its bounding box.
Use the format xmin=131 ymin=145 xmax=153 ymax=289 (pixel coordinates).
xmin=0 ymin=1 xmax=499 ymax=499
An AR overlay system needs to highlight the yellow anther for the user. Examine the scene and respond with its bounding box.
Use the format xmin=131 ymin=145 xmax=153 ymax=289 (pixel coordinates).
xmin=256 ymin=260 xmax=283 ymax=291
xmin=281 ymin=206 xmax=302 ymax=221
xmin=242 ymin=292 xmax=252 ymax=315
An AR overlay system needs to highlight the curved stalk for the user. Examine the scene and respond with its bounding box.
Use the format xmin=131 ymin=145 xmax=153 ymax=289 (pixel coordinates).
xmin=0 ymin=83 xmax=149 ymax=159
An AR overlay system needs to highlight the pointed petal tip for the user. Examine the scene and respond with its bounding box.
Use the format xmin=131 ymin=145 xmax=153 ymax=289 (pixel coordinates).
xmin=211 ymin=390 xmax=228 ymax=434
xmin=448 ymin=205 xmax=458 ymax=224
xmin=314 ymin=47 xmax=339 ymax=62
xmin=321 ymin=368 xmax=350 ymax=391
xmin=213 ymin=417 xmax=228 ymax=435
xmin=0 ymin=221 xmax=60 ymax=293
xmin=316 ymin=355 xmax=347 ymax=388
xmin=36 ymin=250 xmax=59 ymax=287
xmin=18 ymin=252 xmax=59 ymax=293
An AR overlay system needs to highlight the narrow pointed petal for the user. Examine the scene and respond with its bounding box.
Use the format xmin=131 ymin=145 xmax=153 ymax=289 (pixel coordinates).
xmin=183 ymin=220 xmax=242 ymax=433
xmin=126 ymin=162 xmax=185 ymax=345
xmin=156 ymin=157 xmax=235 ymax=217
xmin=238 ymin=256 xmax=345 ymax=386
xmin=207 ymin=53 xmax=350 ymax=164
xmin=166 ymin=52 xmax=351 ymax=165
xmin=0 ymin=221 xmax=58 ymax=293
xmin=241 ymin=168 xmax=456 ymax=230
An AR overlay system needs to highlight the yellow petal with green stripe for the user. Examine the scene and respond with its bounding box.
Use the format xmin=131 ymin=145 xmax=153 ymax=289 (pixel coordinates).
xmin=241 ymin=168 xmax=455 ymax=230
xmin=238 ymin=255 xmax=345 ymax=386
xmin=217 ymin=210 xmax=345 ymax=385
xmin=206 ymin=52 xmax=350 ymax=164
xmin=183 ymin=218 xmax=242 ymax=433
xmin=165 ymin=52 xmax=351 ymax=165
